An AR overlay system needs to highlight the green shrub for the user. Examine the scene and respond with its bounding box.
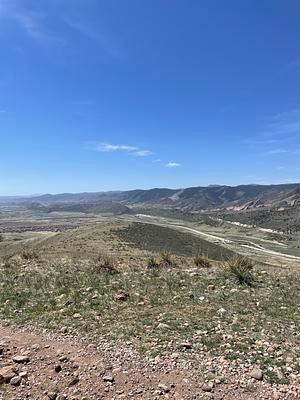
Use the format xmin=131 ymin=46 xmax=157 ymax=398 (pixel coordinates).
xmin=223 ymin=255 xmax=254 ymax=286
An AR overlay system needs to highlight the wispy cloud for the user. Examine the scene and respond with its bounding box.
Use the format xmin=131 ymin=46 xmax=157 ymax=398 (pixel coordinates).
xmin=242 ymin=138 xmax=280 ymax=147
xmin=89 ymin=142 xmax=152 ymax=157
xmin=243 ymin=107 xmax=300 ymax=158
xmin=268 ymin=108 xmax=300 ymax=136
xmin=285 ymin=59 xmax=300 ymax=70
xmin=63 ymin=17 xmax=119 ymax=58
xmin=265 ymin=148 xmax=289 ymax=155
xmin=88 ymin=142 xmax=181 ymax=166
xmin=131 ymin=150 xmax=153 ymax=157
xmin=166 ymin=162 xmax=181 ymax=168
xmin=0 ymin=0 xmax=64 ymax=45
xmin=0 ymin=0 xmax=119 ymax=57
xmin=94 ymin=143 xmax=138 ymax=152
xmin=0 ymin=109 xmax=7 ymax=113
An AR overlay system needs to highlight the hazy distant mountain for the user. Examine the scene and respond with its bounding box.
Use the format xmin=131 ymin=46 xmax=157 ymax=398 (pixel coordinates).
xmin=1 ymin=183 xmax=300 ymax=211
xmin=25 ymin=200 xmax=133 ymax=216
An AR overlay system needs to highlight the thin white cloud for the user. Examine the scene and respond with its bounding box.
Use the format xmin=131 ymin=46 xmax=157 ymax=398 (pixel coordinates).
xmin=0 ymin=0 xmax=119 ymax=56
xmin=166 ymin=162 xmax=181 ymax=168
xmin=265 ymin=149 xmax=289 ymax=155
xmin=268 ymin=108 xmax=300 ymax=136
xmin=242 ymin=138 xmax=280 ymax=146
xmin=131 ymin=150 xmax=153 ymax=157
xmin=243 ymin=108 xmax=300 ymax=158
xmin=63 ymin=17 xmax=119 ymax=58
xmin=0 ymin=0 xmax=64 ymax=45
xmin=95 ymin=143 xmax=138 ymax=152
xmin=0 ymin=109 xmax=7 ymax=113
xmin=89 ymin=142 xmax=152 ymax=157
xmin=286 ymin=59 xmax=300 ymax=70
xmin=88 ymin=142 xmax=180 ymax=164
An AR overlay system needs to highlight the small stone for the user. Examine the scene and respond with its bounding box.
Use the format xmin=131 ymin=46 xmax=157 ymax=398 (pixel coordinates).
xmin=48 ymin=392 xmax=57 ymax=400
xmin=215 ymin=375 xmax=226 ymax=384
xmin=0 ymin=365 xmax=17 ymax=383
xmin=59 ymin=355 xmax=68 ymax=362
xmin=158 ymin=383 xmax=170 ymax=393
xmin=56 ymin=395 xmax=67 ymax=400
xmin=202 ymin=382 xmax=214 ymax=392
xmin=115 ymin=291 xmax=129 ymax=302
xmin=73 ymin=313 xmax=81 ymax=319
xmin=157 ymin=323 xmax=171 ymax=330
xmin=10 ymin=375 xmax=22 ymax=386
xmin=250 ymin=368 xmax=263 ymax=381
xmin=19 ymin=371 xmax=28 ymax=379
xmin=68 ymin=376 xmax=79 ymax=386
xmin=103 ymin=374 xmax=115 ymax=383
xmin=180 ymin=342 xmax=192 ymax=349
xmin=12 ymin=355 xmax=30 ymax=363
xmin=55 ymin=365 xmax=62 ymax=373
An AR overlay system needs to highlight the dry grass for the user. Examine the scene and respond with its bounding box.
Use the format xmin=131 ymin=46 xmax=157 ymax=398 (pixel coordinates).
xmin=0 ymin=254 xmax=299 ymax=384
xmin=223 ymin=255 xmax=254 ymax=286
xmin=21 ymin=250 xmax=39 ymax=260
xmin=194 ymin=255 xmax=211 ymax=268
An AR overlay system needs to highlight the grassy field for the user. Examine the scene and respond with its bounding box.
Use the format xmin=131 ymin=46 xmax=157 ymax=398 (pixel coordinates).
xmin=0 ymin=254 xmax=299 ymax=384
xmin=114 ymin=222 xmax=234 ymax=260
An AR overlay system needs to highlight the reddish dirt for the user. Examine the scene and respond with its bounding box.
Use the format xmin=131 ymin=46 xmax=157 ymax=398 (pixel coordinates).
xmin=0 ymin=324 xmax=299 ymax=400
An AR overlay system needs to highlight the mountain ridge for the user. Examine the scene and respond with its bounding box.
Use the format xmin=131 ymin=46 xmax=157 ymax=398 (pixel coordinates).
xmin=2 ymin=183 xmax=300 ymax=211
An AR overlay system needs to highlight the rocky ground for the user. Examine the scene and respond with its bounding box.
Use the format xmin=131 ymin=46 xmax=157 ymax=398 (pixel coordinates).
xmin=0 ymin=324 xmax=299 ymax=400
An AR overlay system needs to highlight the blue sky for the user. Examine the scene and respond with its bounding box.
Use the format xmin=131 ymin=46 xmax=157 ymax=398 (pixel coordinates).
xmin=1 ymin=0 xmax=300 ymax=195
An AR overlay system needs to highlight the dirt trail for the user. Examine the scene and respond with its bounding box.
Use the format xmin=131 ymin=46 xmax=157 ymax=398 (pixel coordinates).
xmin=0 ymin=324 xmax=299 ymax=399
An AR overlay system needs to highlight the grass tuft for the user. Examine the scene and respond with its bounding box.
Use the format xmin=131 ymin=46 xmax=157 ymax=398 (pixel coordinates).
xmin=223 ymin=255 xmax=254 ymax=286
xmin=21 ymin=250 xmax=39 ymax=260
xmin=93 ymin=255 xmax=119 ymax=274
xmin=194 ymin=255 xmax=210 ymax=268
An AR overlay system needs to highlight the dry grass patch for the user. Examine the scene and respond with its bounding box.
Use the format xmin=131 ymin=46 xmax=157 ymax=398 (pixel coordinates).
xmin=223 ymin=255 xmax=254 ymax=286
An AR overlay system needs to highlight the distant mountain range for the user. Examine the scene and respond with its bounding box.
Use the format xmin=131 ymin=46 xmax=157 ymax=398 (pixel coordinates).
xmin=1 ymin=183 xmax=300 ymax=212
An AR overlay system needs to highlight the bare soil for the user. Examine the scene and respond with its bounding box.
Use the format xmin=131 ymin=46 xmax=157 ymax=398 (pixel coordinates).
xmin=0 ymin=324 xmax=299 ymax=400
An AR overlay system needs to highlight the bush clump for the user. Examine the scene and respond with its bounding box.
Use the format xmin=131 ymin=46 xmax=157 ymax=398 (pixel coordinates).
xmin=223 ymin=255 xmax=254 ymax=286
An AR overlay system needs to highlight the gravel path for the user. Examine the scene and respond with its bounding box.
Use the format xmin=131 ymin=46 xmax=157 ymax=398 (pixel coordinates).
xmin=0 ymin=324 xmax=299 ymax=399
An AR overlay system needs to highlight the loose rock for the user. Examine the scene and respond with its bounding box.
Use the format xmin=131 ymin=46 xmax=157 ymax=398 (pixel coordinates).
xmin=12 ymin=355 xmax=30 ymax=364
xmin=10 ymin=375 xmax=22 ymax=386
xmin=251 ymin=368 xmax=263 ymax=381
